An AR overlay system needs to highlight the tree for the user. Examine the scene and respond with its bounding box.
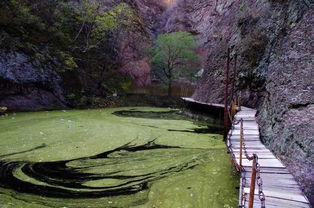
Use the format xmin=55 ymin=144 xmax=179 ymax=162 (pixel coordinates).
xmin=54 ymin=1 xmax=138 ymax=94
xmin=148 ymin=31 xmax=199 ymax=96
xmin=56 ymin=1 xmax=136 ymax=53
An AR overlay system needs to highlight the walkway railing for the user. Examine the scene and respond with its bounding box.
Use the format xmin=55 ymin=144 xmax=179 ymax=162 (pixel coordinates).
xmin=223 ymin=48 xmax=266 ymax=207
xmin=225 ymin=99 xmax=266 ymax=208
xmin=183 ymin=96 xmax=310 ymax=207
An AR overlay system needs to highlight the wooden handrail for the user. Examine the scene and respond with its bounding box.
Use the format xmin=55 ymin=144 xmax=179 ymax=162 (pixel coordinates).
xmin=240 ymin=119 xmax=243 ymax=167
xmin=249 ymin=156 xmax=257 ymax=208
xmin=224 ymin=48 xmax=231 ymax=141
xmin=231 ymin=100 xmax=237 ymax=118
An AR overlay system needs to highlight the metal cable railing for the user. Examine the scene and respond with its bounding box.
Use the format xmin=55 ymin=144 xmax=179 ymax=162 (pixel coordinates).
xmin=240 ymin=118 xmax=266 ymax=208
xmin=225 ymin=100 xmax=266 ymax=208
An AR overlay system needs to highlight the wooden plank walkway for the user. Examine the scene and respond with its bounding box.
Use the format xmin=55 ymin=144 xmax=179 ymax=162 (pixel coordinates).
xmin=182 ymin=97 xmax=225 ymax=108
xmin=181 ymin=98 xmax=311 ymax=208
xmin=229 ymin=107 xmax=311 ymax=208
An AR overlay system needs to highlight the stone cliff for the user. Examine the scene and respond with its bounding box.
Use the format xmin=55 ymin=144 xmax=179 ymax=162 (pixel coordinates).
xmin=131 ymin=0 xmax=314 ymax=202
xmin=0 ymin=0 xmax=164 ymax=110
xmin=183 ymin=0 xmax=314 ymax=203
xmin=0 ymin=48 xmax=66 ymax=111
xmin=258 ymin=8 xmax=314 ymax=203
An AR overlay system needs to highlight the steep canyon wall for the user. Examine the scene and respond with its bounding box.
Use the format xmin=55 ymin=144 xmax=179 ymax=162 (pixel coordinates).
xmin=0 ymin=0 xmax=165 ymax=110
xmin=184 ymin=0 xmax=314 ymax=203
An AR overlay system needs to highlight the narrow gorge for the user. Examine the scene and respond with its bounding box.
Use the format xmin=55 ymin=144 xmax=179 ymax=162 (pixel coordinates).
xmin=0 ymin=0 xmax=313 ymax=207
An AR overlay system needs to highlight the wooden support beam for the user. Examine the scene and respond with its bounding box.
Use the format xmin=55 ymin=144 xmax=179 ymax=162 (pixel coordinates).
xmin=224 ymin=48 xmax=231 ymax=141
xmin=231 ymin=53 xmax=237 ymax=100
xmin=249 ymin=156 xmax=257 ymax=208
xmin=240 ymin=119 xmax=243 ymax=168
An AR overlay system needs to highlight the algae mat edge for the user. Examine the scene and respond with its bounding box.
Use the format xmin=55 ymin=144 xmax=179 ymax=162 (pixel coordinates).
xmin=0 ymin=107 xmax=239 ymax=208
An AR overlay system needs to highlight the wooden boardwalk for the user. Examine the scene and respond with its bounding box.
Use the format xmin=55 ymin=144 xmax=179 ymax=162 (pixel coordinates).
xmin=182 ymin=98 xmax=311 ymax=208
xmin=181 ymin=97 xmax=225 ymax=108
xmin=229 ymin=107 xmax=311 ymax=208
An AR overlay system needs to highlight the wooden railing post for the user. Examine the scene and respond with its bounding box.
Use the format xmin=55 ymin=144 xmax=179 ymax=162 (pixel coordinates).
xmin=249 ymin=156 xmax=257 ymax=208
xmin=238 ymin=94 xmax=241 ymax=111
xmin=240 ymin=119 xmax=243 ymax=167
xmin=224 ymin=48 xmax=231 ymax=141
xmin=231 ymin=100 xmax=237 ymax=118
xmin=231 ymin=53 xmax=237 ymax=100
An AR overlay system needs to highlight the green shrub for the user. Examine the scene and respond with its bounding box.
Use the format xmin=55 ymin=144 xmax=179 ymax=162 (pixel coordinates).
xmin=66 ymin=93 xmax=76 ymax=100
xmin=78 ymin=96 xmax=89 ymax=107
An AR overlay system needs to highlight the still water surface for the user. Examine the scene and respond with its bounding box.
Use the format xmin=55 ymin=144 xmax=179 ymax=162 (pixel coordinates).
xmin=0 ymin=107 xmax=238 ymax=208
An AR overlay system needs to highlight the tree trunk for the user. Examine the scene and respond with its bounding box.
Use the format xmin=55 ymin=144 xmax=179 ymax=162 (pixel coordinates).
xmin=167 ymin=68 xmax=173 ymax=97
xmin=168 ymin=80 xmax=172 ymax=97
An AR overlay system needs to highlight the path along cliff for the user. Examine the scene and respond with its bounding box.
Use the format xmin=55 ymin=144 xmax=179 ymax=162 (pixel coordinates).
xmin=0 ymin=0 xmax=313 ymax=204
xmin=177 ymin=0 xmax=314 ymax=204
xmin=129 ymin=0 xmax=314 ymax=203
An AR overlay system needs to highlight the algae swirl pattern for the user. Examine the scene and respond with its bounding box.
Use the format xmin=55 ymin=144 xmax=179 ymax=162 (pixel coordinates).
xmin=0 ymin=108 xmax=239 ymax=208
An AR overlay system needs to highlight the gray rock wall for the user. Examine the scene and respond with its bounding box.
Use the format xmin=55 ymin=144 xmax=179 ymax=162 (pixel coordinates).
xmin=258 ymin=8 xmax=314 ymax=202
xmin=0 ymin=49 xmax=66 ymax=111
xmin=135 ymin=3 xmax=314 ymax=202
xmin=191 ymin=0 xmax=310 ymax=105
xmin=187 ymin=0 xmax=314 ymax=203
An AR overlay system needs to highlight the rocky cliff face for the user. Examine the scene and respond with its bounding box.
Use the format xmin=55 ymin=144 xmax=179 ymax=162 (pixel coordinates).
xmin=0 ymin=0 xmax=164 ymax=110
xmin=0 ymin=48 xmax=66 ymax=111
xmin=192 ymin=0 xmax=311 ymax=105
xmin=187 ymin=0 xmax=314 ymax=203
xmin=258 ymin=8 xmax=314 ymax=202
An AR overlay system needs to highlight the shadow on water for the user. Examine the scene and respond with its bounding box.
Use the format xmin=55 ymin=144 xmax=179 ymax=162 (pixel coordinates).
xmin=112 ymin=110 xmax=186 ymax=120
xmin=168 ymin=128 xmax=217 ymax=134
xmin=113 ymin=110 xmax=224 ymax=134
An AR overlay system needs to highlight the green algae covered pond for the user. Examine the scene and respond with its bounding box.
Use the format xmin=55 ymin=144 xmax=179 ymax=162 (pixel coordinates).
xmin=0 ymin=107 xmax=239 ymax=208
